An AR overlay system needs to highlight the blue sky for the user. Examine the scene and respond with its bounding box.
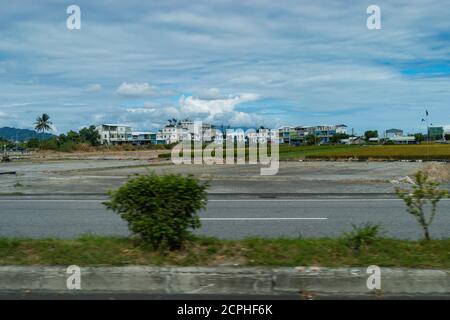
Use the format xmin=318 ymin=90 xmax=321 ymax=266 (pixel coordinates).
xmin=0 ymin=0 xmax=449 ymax=134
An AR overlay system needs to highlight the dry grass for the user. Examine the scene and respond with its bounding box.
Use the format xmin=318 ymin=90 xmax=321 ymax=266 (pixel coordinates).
xmin=422 ymin=163 xmax=450 ymax=183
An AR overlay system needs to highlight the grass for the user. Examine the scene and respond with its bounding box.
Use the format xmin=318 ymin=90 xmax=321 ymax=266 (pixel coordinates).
xmin=159 ymin=144 xmax=450 ymax=161
xmin=0 ymin=236 xmax=449 ymax=268
xmin=279 ymin=144 xmax=450 ymax=160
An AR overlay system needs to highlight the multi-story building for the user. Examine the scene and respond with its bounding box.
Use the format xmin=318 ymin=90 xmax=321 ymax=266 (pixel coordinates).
xmin=159 ymin=126 xmax=184 ymax=144
xmin=385 ymin=129 xmax=403 ymax=139
xmin=428 ymin=126 xmax=444 ymax=140
xmin=290 ymin=126 xmax=315 ymax=145
xmin=277 ymin=126 xmax=295 ymax=144
xmin=96 ymin=124 xmax=133 ymax=145
xmin=131 ymin=132 xmax=157 ymax=145
xmin=314 ymin=124 xmax=347 ymax=144
xmin=158 ymin=121 xmax=216 ymax=144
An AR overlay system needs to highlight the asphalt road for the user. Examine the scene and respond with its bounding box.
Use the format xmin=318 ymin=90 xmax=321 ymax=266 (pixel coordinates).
xmin=0 ymin=195 xmax=449 ymax=239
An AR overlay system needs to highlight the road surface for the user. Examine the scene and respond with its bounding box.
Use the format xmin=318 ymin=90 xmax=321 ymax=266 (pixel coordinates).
xmin=0 ymin=195 xmax=449 ymax=239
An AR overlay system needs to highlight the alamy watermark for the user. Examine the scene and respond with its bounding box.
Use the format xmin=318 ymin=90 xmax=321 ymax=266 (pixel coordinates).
xmin=366 ymin=265 xmax=381 ymax=290
xmin=66 ymin=5 xmax=81 ymax=30
xmin=66 ymin=265 xmax=81 ymax=290
xmin=170 ymin=123 xmax=279 ymax=175
xmin=367 ymin=5 xmax=381 ymax=30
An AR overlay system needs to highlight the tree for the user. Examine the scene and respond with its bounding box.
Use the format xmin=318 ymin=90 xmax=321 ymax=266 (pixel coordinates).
xmin=364 ymin=130 xmax=378 ymax=141
xmin=330 ymin=133 xmax=349 ymax=144
xmin=305 ymin=133 xmax=316 ymax=146
xmin=25 ymin=138 xmax=40 ymax=149
xmin=104 ymin=173 xmax=208 ymax=250
xmin=395 ymin=171 xmax=448 ymax=240
xmin=414 ymin=133 xmax=425 ymax=143
xmin=79 ymin=126 xmax=101 ymax=146
xmin=34 ymin=114 xmax=53 ymax=133
xmin=66 ymin=130 xmax=81 ymax=143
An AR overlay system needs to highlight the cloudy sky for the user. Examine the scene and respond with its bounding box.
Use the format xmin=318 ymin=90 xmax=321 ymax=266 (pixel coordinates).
xmin=0 ymin=0 xmax=449 ymax=134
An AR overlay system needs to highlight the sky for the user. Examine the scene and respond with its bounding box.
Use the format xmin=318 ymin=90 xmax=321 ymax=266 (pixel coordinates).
xmin=0 ymin=0 xmax=449 ymax=135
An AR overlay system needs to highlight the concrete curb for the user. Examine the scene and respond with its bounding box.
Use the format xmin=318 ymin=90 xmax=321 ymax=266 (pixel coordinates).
xmin=0 ymin=266 xmax=449 ymax=296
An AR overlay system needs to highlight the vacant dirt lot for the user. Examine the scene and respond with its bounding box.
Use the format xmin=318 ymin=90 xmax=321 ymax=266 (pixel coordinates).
xmin=18 ymin=149 xmax=163 ymax=161
xmin=1 ymin=157 xmax=441 ymax=195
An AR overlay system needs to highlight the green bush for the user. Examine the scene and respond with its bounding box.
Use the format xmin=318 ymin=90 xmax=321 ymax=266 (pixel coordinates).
xmin=104 ymin=173 xmax=208 ymax=250
xmin=39 ymin=137 xmax=59 ymax=150
xmin=343 ymin=223 xmax=381 ymax=253
xmin=396 ymin=171 xmax=448 ymax=240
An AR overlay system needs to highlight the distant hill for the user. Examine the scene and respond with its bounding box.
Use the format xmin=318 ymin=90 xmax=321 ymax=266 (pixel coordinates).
xmin=0 ymin=127 xmax=54 ymax=141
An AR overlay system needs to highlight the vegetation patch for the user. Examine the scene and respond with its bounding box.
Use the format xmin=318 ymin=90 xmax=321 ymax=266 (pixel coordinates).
xmin=0 ymin=236 xmax=449 ymax=268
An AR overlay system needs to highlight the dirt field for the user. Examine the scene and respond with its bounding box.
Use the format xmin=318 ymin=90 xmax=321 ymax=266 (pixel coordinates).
xmin=19 ymin=149 xmax=164 ymax=161
xmin=1 ymin=157 xmax=443 ymax=195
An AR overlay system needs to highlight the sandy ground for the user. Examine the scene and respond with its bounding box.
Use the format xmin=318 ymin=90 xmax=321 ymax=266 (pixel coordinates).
xmin=0 ymin=158 xmax=440 ymax=195
xmin=20 ymin=150 xmax=163 ymax=161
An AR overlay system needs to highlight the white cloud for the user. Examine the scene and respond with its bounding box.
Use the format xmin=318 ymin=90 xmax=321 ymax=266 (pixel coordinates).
xmin=197 ymin=88 xmax=221 ymax=100
xmin=179 ymin=93 xmax=259 ymax=119
xmin=116 ymin=82 xmax=169 ymax=97
xmin=86 ymin=84 xmax=102 ymax=93
xmin=124 ymin=92 xmax=264 ymax=128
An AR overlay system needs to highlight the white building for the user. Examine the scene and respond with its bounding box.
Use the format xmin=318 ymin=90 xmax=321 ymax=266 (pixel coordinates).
xmin=158 ymin=121 xmax=215 ymax=144
xmin=96 ymin=124 xmax=133 ymax=145
xmin=389 ymin=136 xmax=416 ymax=144
xmin=159 ymin=126 xmax=183 ymax=144
xmin=385 ymin=129 xmax=403 ymax=139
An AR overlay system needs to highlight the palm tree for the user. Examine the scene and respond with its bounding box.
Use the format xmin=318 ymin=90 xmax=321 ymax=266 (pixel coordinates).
xmin=34 ymin=113 xmax=53 ymax=133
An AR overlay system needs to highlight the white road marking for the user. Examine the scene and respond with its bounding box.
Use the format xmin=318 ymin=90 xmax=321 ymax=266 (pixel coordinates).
xmin=201 ymin=217 xmax=328 ymax=221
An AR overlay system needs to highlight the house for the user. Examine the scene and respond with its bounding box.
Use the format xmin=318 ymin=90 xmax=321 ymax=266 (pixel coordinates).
xmin=285 ymin=124 xmax=348 ymax=145
xmin=340 ymin=136 xmax=364 ymax=145
xmin=96 ymin=124 xmax=133 ymax=145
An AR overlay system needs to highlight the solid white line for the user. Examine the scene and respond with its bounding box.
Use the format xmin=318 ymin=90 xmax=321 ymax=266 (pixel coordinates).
xmin=200 ymin=217 xmax=328 ymax=221
xmin=208 ymin=199 xmax=403 ymax=202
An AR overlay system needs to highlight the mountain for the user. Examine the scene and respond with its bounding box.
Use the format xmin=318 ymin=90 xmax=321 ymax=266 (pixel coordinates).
xmin=0 ymin=127 xmax=54 ymax=141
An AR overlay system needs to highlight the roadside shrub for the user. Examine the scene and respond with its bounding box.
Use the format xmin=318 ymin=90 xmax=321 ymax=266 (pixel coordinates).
xmin=104 ymin=173 xmax=208 ymax=250
xmin=39 ymin=137 xmax=59 ymax=150
xmin=396 ymin=171 xmax=448 ymax=240
xmin=343 ymin=223 xmax=381 ymax=253
xmin=422 ymin=163 xmax=450 ymax=183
